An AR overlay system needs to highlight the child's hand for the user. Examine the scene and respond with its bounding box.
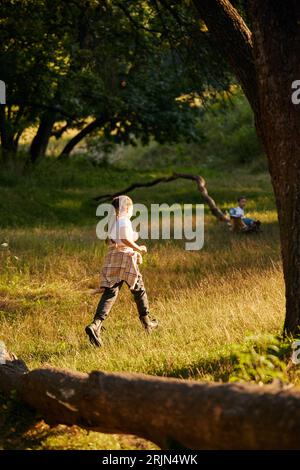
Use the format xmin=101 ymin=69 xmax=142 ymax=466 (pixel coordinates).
xmin=139 ymin=245 xmax=147 ymax=254
xmin=90 ymin=287 xmax=104 ymax=295
xmin=136 ymin=252 xmax=143 ymax=264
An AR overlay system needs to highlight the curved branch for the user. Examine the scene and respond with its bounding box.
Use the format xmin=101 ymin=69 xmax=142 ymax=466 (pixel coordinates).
xmin=174 ymin=172 xmax=228 ymax=222
xmin=58 ymin=115 xmax=108 ymax=159
xmin=94 ymin=172 xmax=229 ymax=222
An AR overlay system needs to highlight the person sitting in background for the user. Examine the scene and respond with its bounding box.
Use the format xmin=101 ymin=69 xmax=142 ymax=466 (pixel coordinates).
xmin=229 ymin=196 xmax=261 ymax=231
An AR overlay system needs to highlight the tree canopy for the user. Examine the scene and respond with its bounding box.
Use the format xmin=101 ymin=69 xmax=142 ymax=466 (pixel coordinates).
xmin=0 ymin=0 xmax=232 ymax=163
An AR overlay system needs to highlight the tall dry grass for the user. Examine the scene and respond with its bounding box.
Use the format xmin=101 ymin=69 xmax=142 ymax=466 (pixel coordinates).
xmin=0 ymin=208 xmax=284 ymax=378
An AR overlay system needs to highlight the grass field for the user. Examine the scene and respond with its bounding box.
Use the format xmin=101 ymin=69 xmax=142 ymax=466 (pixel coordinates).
xmin=0 ymin=158 xmax=297 ymax=449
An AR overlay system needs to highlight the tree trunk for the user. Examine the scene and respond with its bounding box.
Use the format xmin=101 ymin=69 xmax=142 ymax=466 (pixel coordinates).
xmin=193 ymin=0 xmax=300 ymax=335
xmin=249 ymin=1 xmax=300 ymax=335
xmin=30 ymin=112 xmax=56 ymax=164
xmin=1 ymin=349 xmax=300 ymax=449
xmin=58 ymin=115 xmax=107 ymax=160
xmin=0 ymin=107 xmax=18 ymax=161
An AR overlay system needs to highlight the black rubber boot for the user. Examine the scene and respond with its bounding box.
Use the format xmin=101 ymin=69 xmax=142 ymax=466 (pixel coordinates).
xmin=140 ymin=315 xmax=158 ymax=333
xmin=85 ymin=319 xmax=103 ymax=347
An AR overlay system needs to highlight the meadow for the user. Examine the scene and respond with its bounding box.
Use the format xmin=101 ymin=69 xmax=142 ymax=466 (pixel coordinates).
xmin=0 ymin=157 xmax=297 ymax=449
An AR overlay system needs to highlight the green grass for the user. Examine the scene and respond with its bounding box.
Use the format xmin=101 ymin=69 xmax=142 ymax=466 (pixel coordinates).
xmin=0 ymin=158 xmax=297 ymax=449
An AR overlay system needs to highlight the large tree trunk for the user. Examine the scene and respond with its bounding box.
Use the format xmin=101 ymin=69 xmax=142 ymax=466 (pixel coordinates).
xmin=1 ymin=349 xmax=300 ymax=449
xmin=193 ymin=0 xmax=300 ymax=335
xmin=249 ymin=1 xmax=300 ymax=335
xmin=30 ymin=112 xmax=56 ymax=164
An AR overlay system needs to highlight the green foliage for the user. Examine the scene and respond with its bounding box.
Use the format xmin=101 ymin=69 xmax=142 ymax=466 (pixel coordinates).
xmin=108 ymin=91 xmax=265 ymax=170
xmin=196 ymin=91 xmax=265 ymax=167
xmin=228 ymin=335 xmax=292 ymax=384
xmin=0 ymin=0 xmax=232 ymax=160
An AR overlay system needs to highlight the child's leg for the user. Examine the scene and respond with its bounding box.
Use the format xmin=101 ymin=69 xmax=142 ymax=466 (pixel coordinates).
xmin=86 ymin=281 xmax=123 ymax=347
xmin=130 ymin=274 xmax=149 ymax=317
xmin=130 ymin=274 xmax=158 ymax=332
xmin=94 ymin=281 xmax=123 ymax=321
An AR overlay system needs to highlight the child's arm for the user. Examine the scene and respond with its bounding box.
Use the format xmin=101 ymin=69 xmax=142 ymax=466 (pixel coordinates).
xmin=118 ymin=218 xmax=147 ymax=253
xmin=120 ymin=238 xmax=147 ymax=253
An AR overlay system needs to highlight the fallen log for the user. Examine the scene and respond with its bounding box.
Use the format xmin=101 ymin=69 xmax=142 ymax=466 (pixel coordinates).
xmin=1 ymin=349 xmax=300 ymax=450
xmin=94 ymin=172 xmax=229 ymax=223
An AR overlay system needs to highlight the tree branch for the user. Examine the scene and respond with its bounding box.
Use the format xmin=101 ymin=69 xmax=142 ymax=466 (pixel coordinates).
xmin=58 ymin=114 xmax=109 ymax=159
xmin=94 ymin=172 xmax=229 ymax=223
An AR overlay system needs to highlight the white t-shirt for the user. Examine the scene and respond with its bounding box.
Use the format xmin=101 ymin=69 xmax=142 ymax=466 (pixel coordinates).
xmin=230 ymin=206 xmax=245 ymax=218
xmin=109 ymin=216 xmax=138 ymax=252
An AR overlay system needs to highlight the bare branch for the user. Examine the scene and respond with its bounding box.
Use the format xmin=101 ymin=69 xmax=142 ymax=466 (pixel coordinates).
xmin=94 ymin=172 xmax=229 ymax=223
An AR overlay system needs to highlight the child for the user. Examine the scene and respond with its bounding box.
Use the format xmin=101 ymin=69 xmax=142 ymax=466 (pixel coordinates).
xmin=229 ymin=196 xmax=261 ymax=230
xmin=85 ymin=195 xmax=158 ymax=347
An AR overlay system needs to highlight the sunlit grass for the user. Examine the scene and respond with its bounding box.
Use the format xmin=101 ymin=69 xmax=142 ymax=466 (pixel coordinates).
xmin=0 ymin=213 xmax=283 ymax=375
xmin=0 ymin=164 xmax=294 ymax=449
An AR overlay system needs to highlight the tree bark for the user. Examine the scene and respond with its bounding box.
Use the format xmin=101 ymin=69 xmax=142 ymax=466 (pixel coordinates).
xmin=1 ymin=349 xmax=300 ymax=449
xmin=0 ymin=107 xmax=18 ymax=161
xmin=30 ymin=112 xmax=56 ymax=164
xmin=58 ymin=115 xmax=108 ymax=160
xmin=248 ymin=1 xmax=300 ymax=335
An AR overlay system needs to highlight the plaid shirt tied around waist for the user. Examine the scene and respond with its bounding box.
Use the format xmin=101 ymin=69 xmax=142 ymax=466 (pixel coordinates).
xmin=100 ymin=246 xmax=140 ymax=289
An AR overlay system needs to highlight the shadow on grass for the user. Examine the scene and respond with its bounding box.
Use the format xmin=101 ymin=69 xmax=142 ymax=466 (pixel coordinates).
xmin=0 ymin=392 xmax=42 ymax=450
xmin=153 ymin=354 xmax=237 ymax=382
xmin=153 ymin=334 xmax=297 ymax=385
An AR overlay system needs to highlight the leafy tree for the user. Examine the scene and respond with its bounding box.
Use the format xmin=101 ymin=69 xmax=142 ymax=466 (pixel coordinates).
xmin=0 ymin=0 xmax=71 ymax=160
xmin=0 ymin=0 xmax=231 ymax=163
